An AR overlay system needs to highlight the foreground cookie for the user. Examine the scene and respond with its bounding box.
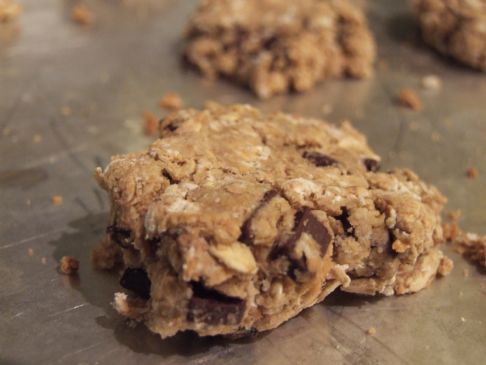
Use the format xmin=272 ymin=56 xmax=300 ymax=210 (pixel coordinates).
xmin=93 ymin=104 xmax=449 ymax=339
xmin=184 ymin=0 xmax=376 ymax=98
xmin=412 ymin=0 xmax=486 ymax=71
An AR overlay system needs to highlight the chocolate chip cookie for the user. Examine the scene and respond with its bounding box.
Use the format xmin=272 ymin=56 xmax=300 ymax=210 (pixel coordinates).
xmin=412 ymin=0 xmax=486 ymax=71
xmin=184 ymin=0 xmax=376 ymax=98
xmin=93 ymin=103 xmax=450 ymax=339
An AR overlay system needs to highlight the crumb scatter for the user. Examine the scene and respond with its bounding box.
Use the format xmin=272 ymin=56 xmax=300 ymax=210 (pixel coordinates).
xmin=59 ymin=256 xmax=80 ymax=275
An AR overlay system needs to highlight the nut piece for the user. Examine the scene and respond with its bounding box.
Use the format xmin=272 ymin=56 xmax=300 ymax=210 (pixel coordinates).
xmin=59 ymin=256 xmax=80 ymax=275
xmin=398 ymin=88 xmax=422 ymax=111
xmin=209 ymin=242 xmax=257 ymax=274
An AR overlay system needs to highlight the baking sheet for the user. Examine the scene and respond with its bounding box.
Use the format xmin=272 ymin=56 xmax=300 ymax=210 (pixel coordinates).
xmin=1 ymin=1 xmax=485 ymax=364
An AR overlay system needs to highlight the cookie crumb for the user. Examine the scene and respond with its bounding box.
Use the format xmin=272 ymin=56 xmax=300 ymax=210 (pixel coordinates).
xmin=0 ymin=0 xmax=22 ymax=23
xmin=71 ymin=5 xmax=94 ymax=26
xmin=398 ymin=88 xmax=422 ymax=111
xmin=421 ymin=75 xmax=442 ymax=91
xmin=463 ymin=268 xmax=469 ymax=278
xmin=443 ymin=222 xmax=460 ymax=241
xmin=59 ymin=256 xmax=80 ymax=275
xmin=32 ymin=134 xmax=43 ymax=144
xmin=27 ymin=248 xmax=34 ymax=256
xmin=41 ymin=257 xmax=47 ymax=265
xmin=51 ymin=195 xmax=63 ymax=205
xmin=143 ymin=111 xmax=159 ymax=136
xmin=159 ymin=92 xmax=183 ymax=111
xmin=437 ymin=256 xmax=454 ymax=277
xmin=460 ymin=317 xmax=466 ymax=323
xmin=366 ymin=327 xmax=377 ymax=336
xmin=431 ymin=132 xmax=441 ymax=142
xmin=60 ymin=106 xmax=72 ymax=117
xmin=466 ymin=167 xmax=478 ymax=179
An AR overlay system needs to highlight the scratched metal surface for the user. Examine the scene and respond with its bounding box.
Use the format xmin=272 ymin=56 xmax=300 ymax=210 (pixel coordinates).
xmin=1 ymin=0 xmax=485 ymax=364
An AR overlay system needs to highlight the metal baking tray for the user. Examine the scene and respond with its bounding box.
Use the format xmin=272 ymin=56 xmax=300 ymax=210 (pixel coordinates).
xmin=1 ymin=0 xmax=485 ymax=364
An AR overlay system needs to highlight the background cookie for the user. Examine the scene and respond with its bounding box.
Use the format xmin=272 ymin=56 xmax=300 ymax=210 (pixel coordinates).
xmin=94 ymin=104 xmax=450 ymax=339
xmin=412 ymin=0 xmax=486 ymax=71
xmin=184 ymin=0 xmax=376 ymax=98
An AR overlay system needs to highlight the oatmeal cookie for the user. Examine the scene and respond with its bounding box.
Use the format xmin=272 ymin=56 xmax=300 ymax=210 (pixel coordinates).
xmin=93 ymin=104 xmax=448 ymax=338
xmin=412 ymin=0 xmax=486 ymax=71
xmin=184 ymin=0 xmax=376 ymax=98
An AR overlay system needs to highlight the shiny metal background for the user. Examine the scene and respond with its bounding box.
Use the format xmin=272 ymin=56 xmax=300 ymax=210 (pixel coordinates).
xmin=1 ymin=1 xmax=485 ymax=364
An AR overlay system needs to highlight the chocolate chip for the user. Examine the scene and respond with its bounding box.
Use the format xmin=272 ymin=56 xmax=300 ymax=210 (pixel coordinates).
xmin=239 ymin=189 xmax=279 ymax=244
xmin=162 ymin=169 xmax=176 ymax=184
xmin=302 ymin=151 xmax=338 ymax=167
xmin=363 ymin=158 xmax=381 ymax=172
xmin=271 ymin=208 xmax=332 ymax=269
xmin=120 ymin=268 xmax=151 ymax=299
xmin=336 ymin=208 xmax=355 ymax=236
xmin=107 ymin=226 xmax=132 ymax=248
xmin=187 ymin=282 xmax=245 ymax=325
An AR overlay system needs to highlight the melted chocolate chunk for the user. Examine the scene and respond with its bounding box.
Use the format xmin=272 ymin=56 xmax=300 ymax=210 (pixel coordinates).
xmin=302 ymin=151 xmax=338 ymax=167
xmin=270 ymin=208 xmax=332 ymax=269
xmin=363 ymin=158 xmax=381 ymax=172
xmin=120 ymin=268 xmax=151 ymax=299
xmin=107 ymin=226 xmax=132 ymax=249
xmin=187 ymin=282 xmax=245 ymax=325
xmin=239 ymin=189 xmax=279 ymax=244
xmin=337 ymin=208 xmax=355 ymax=236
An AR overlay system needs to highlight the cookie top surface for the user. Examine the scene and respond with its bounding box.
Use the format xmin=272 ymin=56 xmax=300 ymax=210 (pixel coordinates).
xmin=98 ymin=104 xmax=444 ymax=249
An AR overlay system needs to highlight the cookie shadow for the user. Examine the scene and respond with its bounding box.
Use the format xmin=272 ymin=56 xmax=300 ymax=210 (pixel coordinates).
xmin=48 ymin=213 xmax=264 ymax=357
xmin=324 ymin=289 xmax=383 ymax=308
xmin=386 ymin=13 xmax=482 ymax=73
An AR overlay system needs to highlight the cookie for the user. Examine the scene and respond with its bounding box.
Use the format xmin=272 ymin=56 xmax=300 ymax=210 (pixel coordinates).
xmin=184 ymin=0 xmax=376 ymax=98
xmin=93 ymin=104 xmax=449 ymax=339
xmin=412 ymin=0 xmax=486 ymax=71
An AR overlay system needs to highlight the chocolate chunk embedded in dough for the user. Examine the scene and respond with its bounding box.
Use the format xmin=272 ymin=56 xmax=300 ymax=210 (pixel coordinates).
xmin=363 ymin=158 xmax=380 ymax=172
xmin=107 ymin=226 xmax=132 ymax=249
xmin=120 ymin=268 xmax=151 ymax=299
xmin=188 ymin=282 xmax=245 ymax=325
xmin=302 ymin=151 xmax=338 ymax=167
